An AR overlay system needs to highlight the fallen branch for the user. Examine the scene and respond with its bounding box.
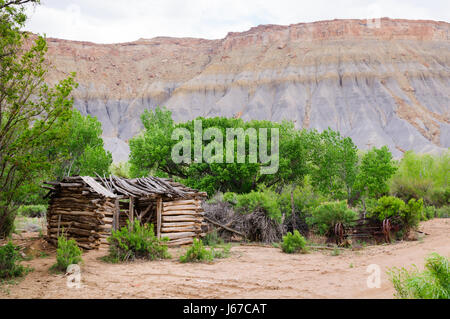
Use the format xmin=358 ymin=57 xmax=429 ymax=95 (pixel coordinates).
xmin=203 ymin=216 xmax=246 ymax=238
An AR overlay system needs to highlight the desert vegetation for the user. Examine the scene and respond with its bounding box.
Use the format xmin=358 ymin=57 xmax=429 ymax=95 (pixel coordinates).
xmin=389 ymin=253 xmax=449 ymax=299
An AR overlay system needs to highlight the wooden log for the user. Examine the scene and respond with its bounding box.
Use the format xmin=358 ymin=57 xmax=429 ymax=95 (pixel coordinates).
xmin=166 ymin=238 xmax=194 ymax=246
xmin=159 ymin=221 xmax=196 ymax=227
xmin=60 ymin=182 xmax=84 ymax=187
xmin=43 ymin=181 xmax=59 ymax=186
xmin=48 ymin=227 xmax=98 ymax=237
xmin=161 ymin=232 xmax=196 ymax=240
xmin=48 ymin=221 xmax=98 ymax=230
xmin=203 ymin=216 xmax=245 ymax=237
xmin=41 ymin=186 xmax=56 ymax=191
xmin=156 ymin=197 xmax=162 ymax=239
xmin=52 ymin=210 xmax=104 ymax=218
xmin=162 ymin=210 xmax=204 ymax=216
xmin=48 ymin=235 xmax=97 ymax=243
xmin=163 ymin=199 xmax=199 ymax=207
xmin=161 ymin=227 xmax=200 ymax=233
xmin=163 ymin=205 xmax=198 ymax=212
xmin=49 ymin=215 xmax=102 ymax=224
xmin=162 ymin=215 xmax=200 ymax=222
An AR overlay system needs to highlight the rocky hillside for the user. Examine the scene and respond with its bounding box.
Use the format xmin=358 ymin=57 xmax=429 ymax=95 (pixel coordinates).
xmin=44 ymin=18 xmax=450 ymax=162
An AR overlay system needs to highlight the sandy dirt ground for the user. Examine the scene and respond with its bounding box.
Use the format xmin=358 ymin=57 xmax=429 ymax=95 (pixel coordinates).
xmin=1 ymin=218 xmax=449 ymax=299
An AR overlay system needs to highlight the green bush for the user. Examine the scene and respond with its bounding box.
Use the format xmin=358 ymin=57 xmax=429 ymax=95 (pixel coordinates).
xmin=281 ymin=230 xmax=307 ymax=254
xmin=107 ymin=221 xmax=170 ymax=263
xmin=368 ymin=196 xmax=423 ymax=231
xmin=17 ymin=205 xmax=47 ymax=218
xmin=0 ymin=242 xmax=29 ymax=279
xmin=436 ymin=206 xmax=450 ymax=218
xmin=202 ymin=230 xmax=224 ymax=246
xmin=390 ymin=151 xmax=449 ymax=207
xmin=179 ymin=238 xmax=214 ymax=263
xmin=52 ymin=235 xmax=83 ymax=272
xmin=402 ymin=198 xmax=423 ymax=230
xmin=422 ymin=206 xmax=436 ymax=221
xmin=306 ymin=201 xmax=358 ymax=236
xmin=278 ymin=179 xmax=327 ymax=218
xmin=388 ymin=253 xmax=449 ymax=299
xmin=234 ymin=189 xmax=281 ymax=222
xmin=210 ymin=243 xmax=231 ymax=259
xmin=368 ymin=196 xmax=405 ymax=221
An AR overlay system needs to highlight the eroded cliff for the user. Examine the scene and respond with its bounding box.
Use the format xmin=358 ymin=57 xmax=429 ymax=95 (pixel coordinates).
xmin=44 ymin=18 xmax=450 ymax=161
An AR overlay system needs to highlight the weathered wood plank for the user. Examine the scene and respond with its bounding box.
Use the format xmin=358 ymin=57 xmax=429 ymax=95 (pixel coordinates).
xmin=162 ymin=215 xmax=200 ymax=222
xmin=161 ymin=232 xmax=196 ymax=240
xmin=163 ymin=205 xmax=198 ymax=212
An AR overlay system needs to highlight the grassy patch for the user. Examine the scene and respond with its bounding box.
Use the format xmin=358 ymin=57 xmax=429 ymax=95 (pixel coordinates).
xmin=388 ymin=253 xmax=449 ymax=299
xmin=50 ymin=235 xmax=83 ymax=273
xmin=104 ymin=221 xmax=170 ymax=263
xmin=0 ymin=242 xmax=32 ymax=280
xmin=281 ymin=230 xmax=307 ymax=254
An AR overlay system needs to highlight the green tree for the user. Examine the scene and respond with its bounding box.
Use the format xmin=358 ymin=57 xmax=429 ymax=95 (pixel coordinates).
xmin=0 ymin=0 xmax=77 ymax=237
xmin=129 ymin=107 xmax=311 ymax=195
xmin=309 ymin=128 xmax=358 ymax=200
xmin=356 ymin=146 xmax=397 ymax=200
xmin=53 ymin=109 xmax=112 ymax=178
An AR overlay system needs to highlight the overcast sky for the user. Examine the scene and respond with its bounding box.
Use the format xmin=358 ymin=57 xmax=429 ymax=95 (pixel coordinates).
xmin=24 ymin=0 xmax=450 ymax=44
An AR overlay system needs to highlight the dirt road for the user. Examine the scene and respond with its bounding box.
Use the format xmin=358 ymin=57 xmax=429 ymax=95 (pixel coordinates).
xmin=1 ymin=218 xmax=449 ymax=299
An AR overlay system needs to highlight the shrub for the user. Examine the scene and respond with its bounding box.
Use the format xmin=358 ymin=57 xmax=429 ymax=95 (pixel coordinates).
xmin=0 ymin=242 xmax=29 ymax=279
xmin=179 ymin=238 xmax=214 ymax=263
xmin=202 ymin=230 xmax=224 ymax=246
xmin=281 ymin=230 xmax=307 ymax=254
xmin=436 ymin=206 xmax=450 ymax=218
xmin=107 ymin=221 xmax=170 ymax=262
xmin=422 ymin=206 xmax=436 ymax=221
xmin=234 ymin=189 xmax=281 ymax=222
xmin=211 ymin=243 xmax=231 ymax=259
xmin=390 ymin=151 xmax=449 ymax=207
xmin=388 ymin=253 xmax=449 ymax=299
xmin=368 ymin=196 xmax=405 ymax=221
xmin=306 ymin=201 xmax=358 ymax=236
xmin=368 ymin=196 xmax=423 ymax=231
xmin=52 ymin=235 xmax=83 ymax=272
xmin=17 ymin=205 xmax=47 ymax=218
xmin=401 ymin=198 xmax=423 ymax=230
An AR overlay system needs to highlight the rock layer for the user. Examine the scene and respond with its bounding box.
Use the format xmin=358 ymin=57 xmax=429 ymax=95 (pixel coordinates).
xmin=44 ymin=18 xmax=450 ymax=161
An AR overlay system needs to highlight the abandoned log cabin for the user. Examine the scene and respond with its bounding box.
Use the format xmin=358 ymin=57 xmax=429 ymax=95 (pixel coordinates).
xmin=42 ymin=175 xmax=207 ymax=249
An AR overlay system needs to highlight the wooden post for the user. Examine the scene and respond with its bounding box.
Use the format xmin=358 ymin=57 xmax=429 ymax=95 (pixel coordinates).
xmin=129 ymin=197 xmax=134 ymax=227
xmin=113 ymin=198 xmax=119 ymax=231
xmin=156 ymin=197 xmax=162 ymax=239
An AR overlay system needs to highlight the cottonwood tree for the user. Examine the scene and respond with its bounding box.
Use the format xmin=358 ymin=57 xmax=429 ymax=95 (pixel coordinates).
xmin=309 ymin=128 xmax=359 ymax=201
xmin=0 ymin=0 xmax=77 ymax=236
xmin=355 ymin=146 xmax=397 ymax=200
xmin=129 ymin=107 xmax=311 ymax=195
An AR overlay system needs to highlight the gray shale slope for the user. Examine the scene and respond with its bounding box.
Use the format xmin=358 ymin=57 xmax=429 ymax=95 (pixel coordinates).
xmin=44 ymin=18 xmax=450 ymax=161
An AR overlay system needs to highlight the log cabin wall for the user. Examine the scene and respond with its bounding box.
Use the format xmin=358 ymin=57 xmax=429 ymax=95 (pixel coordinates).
xmin=45 ymin=177 xmax=116 ymax=250
xmin=161 ymin=198 xmax=205 ymax=246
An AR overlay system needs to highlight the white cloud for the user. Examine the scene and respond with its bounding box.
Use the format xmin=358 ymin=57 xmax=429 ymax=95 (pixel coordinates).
xmin=23 ymin=0 xmax=450 ymax=43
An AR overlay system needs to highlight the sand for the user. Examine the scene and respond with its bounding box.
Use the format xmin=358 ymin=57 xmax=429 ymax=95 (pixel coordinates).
xmin=1 ymin=218 xmax=449 ymax=299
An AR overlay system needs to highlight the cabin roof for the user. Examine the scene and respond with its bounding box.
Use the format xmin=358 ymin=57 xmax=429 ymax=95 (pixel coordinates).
xmin=43 ymin=175 xmax=207 ymax=199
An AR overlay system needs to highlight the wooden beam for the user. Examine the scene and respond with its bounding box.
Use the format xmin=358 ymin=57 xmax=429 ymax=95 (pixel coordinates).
xmin=203 ymin=216 xmax=245 ymax=237
xmin=113 ymin=198 xmax=119 ymax=231
xmin=129 ymin=196 xmax=134 ymax=227
xmin=156 ymin=197 xmax=162 ymax=239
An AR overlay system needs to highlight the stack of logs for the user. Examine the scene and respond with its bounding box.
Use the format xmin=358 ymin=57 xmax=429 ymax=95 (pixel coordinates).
xmin=45 ymin=181 xmax=115 ymax=250
xmin=162 ymin=199 xmax=205 ymax=246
